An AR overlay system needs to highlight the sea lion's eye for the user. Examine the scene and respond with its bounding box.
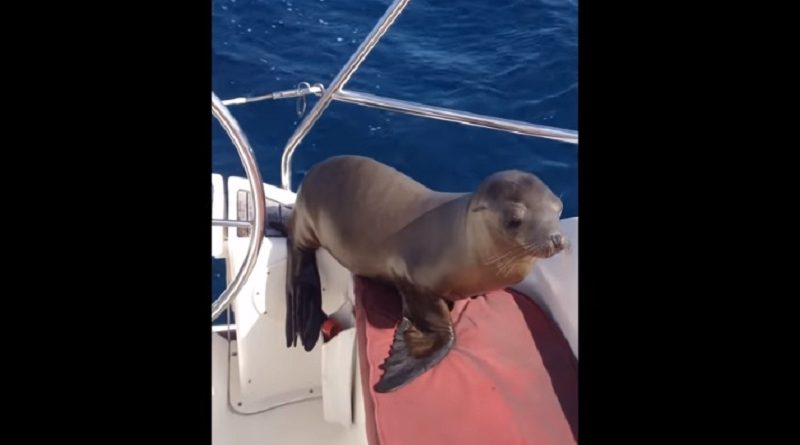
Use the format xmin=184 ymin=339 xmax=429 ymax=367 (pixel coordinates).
xmin=506 ymin=217 xmax=522 ymax=229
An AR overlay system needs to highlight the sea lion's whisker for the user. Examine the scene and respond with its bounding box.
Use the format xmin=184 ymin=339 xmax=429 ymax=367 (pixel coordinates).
xmin=498 ymin=250 xmax=529 ymax=276
xmin=485 ymin=245 xmax=527 ymax=265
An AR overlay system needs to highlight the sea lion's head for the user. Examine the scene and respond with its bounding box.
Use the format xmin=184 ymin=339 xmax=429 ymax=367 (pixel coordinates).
xmin=470 ymin=170 xmax=567 ymax=260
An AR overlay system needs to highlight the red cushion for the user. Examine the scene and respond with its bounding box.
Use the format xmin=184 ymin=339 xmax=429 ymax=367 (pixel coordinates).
xmin=355 ymin=277 xmax=578 ymax=445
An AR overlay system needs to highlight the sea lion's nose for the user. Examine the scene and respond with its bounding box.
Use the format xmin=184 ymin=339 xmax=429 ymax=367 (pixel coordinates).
xmin=550 ymin=233 xmax=565 ymax=251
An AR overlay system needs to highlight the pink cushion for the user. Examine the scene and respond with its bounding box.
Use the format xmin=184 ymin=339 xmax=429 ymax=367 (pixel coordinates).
xmin=355 ymin=277 xmax=578 ymax=445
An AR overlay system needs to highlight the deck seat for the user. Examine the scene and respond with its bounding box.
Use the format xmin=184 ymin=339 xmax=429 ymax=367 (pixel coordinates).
xmin=354 ymin=277 xmax=577 ymax=445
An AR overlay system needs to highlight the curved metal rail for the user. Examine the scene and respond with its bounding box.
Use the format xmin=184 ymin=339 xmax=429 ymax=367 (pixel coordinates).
xmin=280 ymin=0 xmax=412 ymax=190
xmin=334 ymin=89 xmax=578 ymax=143
xmin=211 ymin=92 xmax=267 ymax=322
xmin=275 ymin=0 xmax=578 ymax=191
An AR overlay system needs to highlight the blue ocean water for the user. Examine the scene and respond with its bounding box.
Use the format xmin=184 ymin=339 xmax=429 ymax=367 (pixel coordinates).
xmin=212 ymin=0 xmax=577 ymax=301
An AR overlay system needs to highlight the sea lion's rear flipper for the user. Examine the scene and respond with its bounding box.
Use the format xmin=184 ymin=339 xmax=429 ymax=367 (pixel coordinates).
xmin=285 ymin=241 xmax=325 ymax=351
xmin=268 ymin=221 xmax=288 ymax=236
xmin=374 ymin=291 xmax=454 ymax=393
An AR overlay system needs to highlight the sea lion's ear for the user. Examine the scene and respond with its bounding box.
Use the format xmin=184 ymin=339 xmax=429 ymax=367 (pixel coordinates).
xmin=471 ymin=202 xmax=487 ymax=212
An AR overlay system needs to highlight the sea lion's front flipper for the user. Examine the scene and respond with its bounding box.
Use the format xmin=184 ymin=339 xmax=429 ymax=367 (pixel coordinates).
xmin=285 ymin=239 xmax=325 ymax=351
xmin=374 ymin=288 xmax=454 ymax=393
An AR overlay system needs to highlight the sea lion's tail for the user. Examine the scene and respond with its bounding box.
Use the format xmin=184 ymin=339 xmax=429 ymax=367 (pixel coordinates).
xmin=285 ymin=241 xmax=325 ymax=351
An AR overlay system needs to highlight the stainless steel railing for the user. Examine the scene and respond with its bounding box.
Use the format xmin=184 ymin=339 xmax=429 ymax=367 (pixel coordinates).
xmin=211 ymin=92 xmax=266 ymax=321
xmin=211 ymin=0 xmax=578 ymax=318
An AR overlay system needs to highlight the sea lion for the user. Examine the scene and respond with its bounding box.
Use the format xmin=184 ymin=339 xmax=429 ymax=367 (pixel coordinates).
xmin=282 ymin=155 xmax=566 ymax=392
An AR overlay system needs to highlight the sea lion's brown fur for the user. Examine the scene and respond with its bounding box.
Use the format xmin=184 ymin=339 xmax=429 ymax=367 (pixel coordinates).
xmin=285 ymin=155 xmax=566 ymax=392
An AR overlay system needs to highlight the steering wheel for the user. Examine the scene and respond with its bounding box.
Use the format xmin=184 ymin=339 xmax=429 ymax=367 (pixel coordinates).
xmin=211 ymin=92 xmax=267 ymax=321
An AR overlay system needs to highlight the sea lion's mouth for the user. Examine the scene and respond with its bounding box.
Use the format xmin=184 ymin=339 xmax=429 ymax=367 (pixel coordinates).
xmin=530 ymin=234 xmax=568 ymax=259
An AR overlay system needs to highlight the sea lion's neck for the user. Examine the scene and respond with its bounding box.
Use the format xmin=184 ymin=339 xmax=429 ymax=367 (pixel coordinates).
xmin=463 ymin=196 xmax=497 ymax=264
xmin=417 ymin=193 xmax=475 ymax=262
xmin=420 ymin=191 xmax=469 ymax=213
